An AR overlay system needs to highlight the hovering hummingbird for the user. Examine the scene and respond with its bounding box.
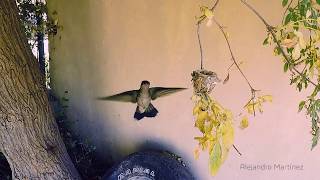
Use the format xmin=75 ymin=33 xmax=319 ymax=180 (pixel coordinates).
xmin=97 ymin=81 xmax=186 ymax=120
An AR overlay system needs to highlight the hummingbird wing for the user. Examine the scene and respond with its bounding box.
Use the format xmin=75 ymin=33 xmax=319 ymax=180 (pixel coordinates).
xmin=97 ymin=90 xmax=139 ymax=103
xmin=149 ymin=87 xmax=187 ymax=100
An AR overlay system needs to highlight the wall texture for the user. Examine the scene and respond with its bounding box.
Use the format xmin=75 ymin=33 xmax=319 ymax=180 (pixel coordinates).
xmin=47 ymin=0 xmax=320 ymax=179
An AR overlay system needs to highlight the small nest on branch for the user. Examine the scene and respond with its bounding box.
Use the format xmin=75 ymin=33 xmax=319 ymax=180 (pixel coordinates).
xmin=191 ymin=69 xmax=221 ymax=94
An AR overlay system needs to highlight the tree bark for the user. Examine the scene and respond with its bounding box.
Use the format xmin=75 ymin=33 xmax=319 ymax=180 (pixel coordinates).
xmin=0 ymin=0 xmax=81 ymax=179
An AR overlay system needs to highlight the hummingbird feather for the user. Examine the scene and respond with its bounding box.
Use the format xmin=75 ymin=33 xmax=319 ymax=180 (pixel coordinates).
xmin=149 ymin=87 xmax=187 ymax=100
xmin=97 ymin=90 xmax=138 ymax=103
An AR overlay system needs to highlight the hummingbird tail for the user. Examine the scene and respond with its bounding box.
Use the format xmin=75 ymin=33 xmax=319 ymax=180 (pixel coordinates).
xmin=144 ymin=103 xmax=158 ymax=118
xmin=134 ymin=103 xmax=158 ymax=120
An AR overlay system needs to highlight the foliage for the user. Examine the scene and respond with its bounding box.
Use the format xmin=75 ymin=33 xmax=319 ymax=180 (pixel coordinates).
xmin=16 ymin=0 xmax=60 ymax=88
xmin=191 ymin=0 xmax=272 ymax=175
xmin=16 ymin=0 xmax=59 ymax=48
xmin=257 ymin=0 xmax=320 ymax=150
xmin=192 ymin=94 xmax=234 ymax=176
xmin=244 ymin=95 xmax=273 ymax=114
xmin=193 ymin=1 xmax=272 ymax=175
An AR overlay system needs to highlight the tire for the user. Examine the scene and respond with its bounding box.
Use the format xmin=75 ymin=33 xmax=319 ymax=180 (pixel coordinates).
xmin=102 ymin=151 xmax=195 ymax=180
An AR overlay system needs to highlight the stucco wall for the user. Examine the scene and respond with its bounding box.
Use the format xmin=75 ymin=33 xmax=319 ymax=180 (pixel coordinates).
xmin=47 ymin=0 xmax=320 ymax=179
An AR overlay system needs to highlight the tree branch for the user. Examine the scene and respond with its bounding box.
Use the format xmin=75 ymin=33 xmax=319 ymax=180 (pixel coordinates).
xmin=241 ymin=0 xmax=318 ymax=87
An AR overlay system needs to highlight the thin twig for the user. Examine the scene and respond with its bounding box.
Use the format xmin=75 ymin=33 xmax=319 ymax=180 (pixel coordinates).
xmin=227 ymin=61 xmax=235 ymax=71
xmin=233 ymin=144 xmax=242 ymax=156
xmin=212 ymin=18 xmax=255 ymax=91
xmin=196 ymin=0 xmax=221 ymax=69
xmin=197 ymin=23 xmax=203 ymax=69
xmin=212 ymin=17 xmax=258 ymax=116
xmin=241 ymin=0 xmax=318 ymax=87
xmin=210 ymin=0 xmax=220 ymax=11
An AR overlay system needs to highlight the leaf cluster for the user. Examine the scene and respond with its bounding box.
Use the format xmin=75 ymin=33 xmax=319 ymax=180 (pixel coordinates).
xmin=17 ymin=0 xmax=59 ymax=48
xmin=264 ymin=0 xmax=320 ymax=149
xmin=192 ymin=94 xmax=234 ymax=176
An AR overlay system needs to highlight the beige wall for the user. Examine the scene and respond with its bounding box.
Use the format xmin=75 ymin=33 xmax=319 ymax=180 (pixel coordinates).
xmin=47 ymin=0 xmax=320 ymax=179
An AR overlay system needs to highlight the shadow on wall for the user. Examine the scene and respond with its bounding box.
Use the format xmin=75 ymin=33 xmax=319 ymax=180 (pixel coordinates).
xmin=49 ymin=90 xmax=114 ymax=179
xmin=50 ymin=90 xmax=195 ymax=178
xmin=95 ymin=119 xmax=197 ymax=176
xmin=0 ymin=153 xmax=11 ymax=180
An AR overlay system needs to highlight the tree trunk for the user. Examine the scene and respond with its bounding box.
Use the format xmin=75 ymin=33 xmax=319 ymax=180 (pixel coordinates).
xmin=0 ymin=0 xmax=81 ymax=179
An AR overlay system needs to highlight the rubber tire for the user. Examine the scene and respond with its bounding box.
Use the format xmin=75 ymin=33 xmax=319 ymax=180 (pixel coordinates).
xmin=102 ymin=151 xmax=195 ymax=180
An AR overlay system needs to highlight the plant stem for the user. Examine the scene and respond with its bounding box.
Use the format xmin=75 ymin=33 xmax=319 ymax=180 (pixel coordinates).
xmin=233 ymin=144 xmax=242 ymax=156
xmin=212 ymin=17 xmax=258 ymax=116
xmin=197 ymin=23 xmax=204 ymax=70
xmin=210 ymin=0 xmax=220 ymax=11
xmin=196 ymin=0 xmax=220 ymax=69
xmin=212 ymin=18 xmax=255 ymax=91
xmin=241 ymin=0 xmax=318 ymax=87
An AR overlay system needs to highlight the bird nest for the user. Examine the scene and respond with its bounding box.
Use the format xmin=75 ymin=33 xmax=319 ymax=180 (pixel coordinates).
xmin=191 ymin=69 xmax=220 ymax=95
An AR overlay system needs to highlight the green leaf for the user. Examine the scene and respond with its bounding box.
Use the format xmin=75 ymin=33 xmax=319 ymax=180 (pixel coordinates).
xmin=209 ymin=143 xmax=222 ymax=176
xmin=311 ymin=86 xmax=320 ymax=97
xmin=263 ymin=37 xmax=269 ymax=45
xmin=290 ymin=76 xmax=300 ymax=85
xmin=282 ymin=0 xmax=289 ymax=7
xmin=284 ymin=62 xmax=289 ymax=72
xmin=297 ymin=83 xmax=303 ymax=92
xmin=284 ymin=13 xmax=292 ymax=25
xmin=316 ymin=0 xmax=320 ymax=5
xmin=311 ymin=129 xmax=319 ymax=150
xmin=298 ymin=101 xmax=306 ymax=112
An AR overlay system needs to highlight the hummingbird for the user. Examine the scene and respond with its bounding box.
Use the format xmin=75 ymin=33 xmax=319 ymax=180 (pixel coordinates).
xmin=97 ymin=80 xmax=186 ymax=120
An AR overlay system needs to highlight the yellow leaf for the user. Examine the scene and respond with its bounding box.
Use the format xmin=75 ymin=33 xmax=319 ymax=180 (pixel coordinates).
xmin=198 ymin=111 xmax=208 ymax=121
xmin=221 ymin=120 xmax=234 ymax=148
xmin=193 ymin=105 xmax=200 ymax=115
xmin=194 ymin=136 xmax=208 ymax=150
xmin=211 ymin=101 xmax=222 ymax=113
xmin=281 ymin=38 xmax=298 ymax=48
xmin=215 ymin=119 xmax=234 ymax=164
xmin=191 ymin=95 xmax=199 ymax=102
xmin=204 ymin=121 xmax=214 ymax=133
xmin=259 ymin=95 xmax=273 ymax=102
xmin=225 ymin=110 xmax=233 ymax=121
xmin=208 ymin=139 xmax=215 ymax=153
xmin=200 ymin=98 xmax=210 ymax=110
xmin=201 ymin=6 xmax=214 ymax=19
xmin=240 ymin=116 xmax=249 ymax=129
xmin=209 ymin=143 xmax=222 ymax=176
xmin=245 ymin=103 xmax=255 ymax=114
xmin=195 ymin=111 xmax=208 ymax=132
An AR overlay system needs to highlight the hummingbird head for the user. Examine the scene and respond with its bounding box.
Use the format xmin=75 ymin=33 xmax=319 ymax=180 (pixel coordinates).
xmin=140 ymin=80 xmax=150 ymax=90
